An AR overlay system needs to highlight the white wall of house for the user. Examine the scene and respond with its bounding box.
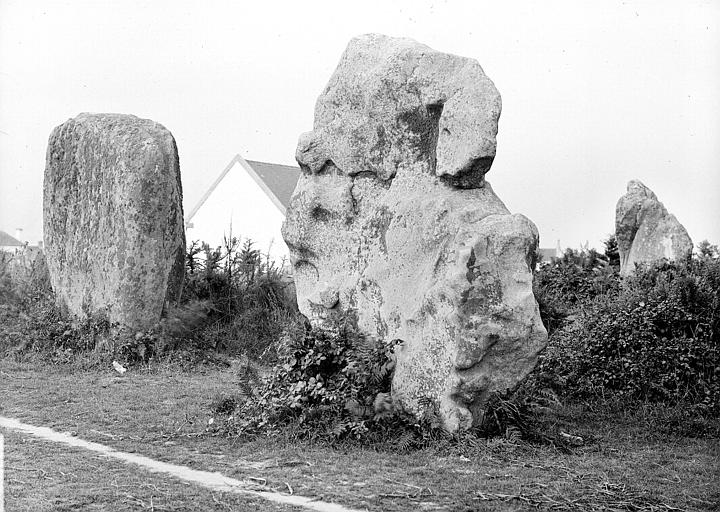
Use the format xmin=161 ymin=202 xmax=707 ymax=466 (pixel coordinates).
xmin=185 ymin=161 xmax=290 ymax=265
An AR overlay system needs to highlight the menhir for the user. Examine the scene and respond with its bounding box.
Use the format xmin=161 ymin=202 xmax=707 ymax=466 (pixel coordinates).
xmin=44 ymin=113 xmax=185 ymax=331
xmin=282 ymin=34 xmax=547 ymax=432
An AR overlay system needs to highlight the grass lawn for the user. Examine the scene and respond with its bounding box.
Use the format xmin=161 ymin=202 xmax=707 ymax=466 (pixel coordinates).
xmin=1 ymin=357 xmax=718 ymax=511
xmin=2 ymin=429 xmax=303 ymax=512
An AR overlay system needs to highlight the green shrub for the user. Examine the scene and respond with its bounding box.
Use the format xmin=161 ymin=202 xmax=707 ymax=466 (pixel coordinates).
xmin=0 ymin=248 xmax=52 ymax=305
xmin=697 ymin=239 xmax=719 ymax=259
xmin=0 ymin=252 xmax=14 ymax=303
xmin=476 ymin=387 xmax=562 ymax=443
xmin=537 ymin=257 xmax=720 ymax=411
xmin=603 ymin=234 xmax=620 ymax=268
xmin=183 ymin=237 xmax=298 ymax=359
xmin=0 ymin=249 xmax=65 ymax=358
xmin=224 ymin=316 xmax=398 ymax=439
xmin=3 ymin=235 xmax=297 ymax=365
xmin=211 ymin=316 xmax=564 ymax=449
xmin=0 ymin=292 xmax=101 ymax=363
xmin=534 ymin=248 xmax=619 ymax=334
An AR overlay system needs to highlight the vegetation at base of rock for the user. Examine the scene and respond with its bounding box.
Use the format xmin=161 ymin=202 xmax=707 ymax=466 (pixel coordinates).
xmin=3 ymin=234 xmax=719 ymax=446
xmin=534 ymin=246 xmax=720 ymax=419
xmin=0 ymin=249 xmax=52 ymax=305
xmin=1 ymin=236 xmax=297 ymax=365
xmin=219 ymin=317 xmax=405 ymax=442
xmin=182 ymin=236 xmax=297 ymax=359
xmin=212 ymin=317 xmax=567 ymax=450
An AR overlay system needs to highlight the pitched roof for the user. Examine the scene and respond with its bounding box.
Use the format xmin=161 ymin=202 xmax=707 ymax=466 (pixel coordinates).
xmin=245 ymin=160 xmax=301 ymax=212
xmin=185 ymin=154 xmax=301 ymax=227
xmin=0 ymin=230 xmax=23 ymax=247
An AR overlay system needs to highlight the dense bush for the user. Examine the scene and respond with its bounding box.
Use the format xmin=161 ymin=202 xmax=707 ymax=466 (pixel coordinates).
xmin=0 ymin=248 xmax=52 ymax=305
xmin=1 ymin=235 xmax=297 ymax=364
xmin=533 ymin=246 xmax=619 ymax=334
xmin=211 ymin=316 xmax=564 ymax=448
xmin=0 ymin=279 xmax=102 ymax=363
xmin=0 ymin=249 xmax=65 ymax=358
xmin=183 ymin=236 xmax=298 ymax=359
xmin=222 ymin=316 xmax=401 ymax=440
xmin=536 ymin=257 xmax=720 ymax=411
xmin=0 ymin=252 xmax=14 ymax=303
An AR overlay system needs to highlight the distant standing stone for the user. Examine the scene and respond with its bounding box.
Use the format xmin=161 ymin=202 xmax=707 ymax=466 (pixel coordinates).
xmin=615 ymin=180 xmax=693 ymax=276
xmin=44 ymin=113 xmax=185 ymax=330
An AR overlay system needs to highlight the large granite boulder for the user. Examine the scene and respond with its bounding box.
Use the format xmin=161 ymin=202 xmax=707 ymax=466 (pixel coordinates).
xmin=282 ymin=34 xmax=547 ymax=432
xmin=616 ymin=180 xmax=693 ymax=276
xmin=44 ymin=113 xmax=185 ymax=331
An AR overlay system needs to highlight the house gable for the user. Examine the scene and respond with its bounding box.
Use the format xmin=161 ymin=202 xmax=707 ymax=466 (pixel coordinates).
xmin=185 ymin=155 xmax=300 ymax=228
xmin=184 ymin=155 xmax=300 ymax=263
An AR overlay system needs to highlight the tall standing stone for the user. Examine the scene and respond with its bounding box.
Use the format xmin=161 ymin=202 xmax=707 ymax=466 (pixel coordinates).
xmin=616 ymin=180 xmax=693 ymax=276
xmin=44 ymin=113 xmax=185 ymax=330
xmin=282 ymin=34 xmax=547 ymax=432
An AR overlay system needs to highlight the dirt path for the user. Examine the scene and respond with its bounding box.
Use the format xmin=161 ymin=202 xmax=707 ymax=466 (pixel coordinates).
xmin=0 ymin=416 xmax=358 ymax=512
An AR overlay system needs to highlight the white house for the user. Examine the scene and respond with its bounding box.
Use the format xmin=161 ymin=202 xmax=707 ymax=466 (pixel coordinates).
xmin=185 ymin=154 xmax=301 ymax=264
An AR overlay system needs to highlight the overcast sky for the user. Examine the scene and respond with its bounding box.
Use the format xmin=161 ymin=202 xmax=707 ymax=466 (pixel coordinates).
xmin=1 ymin=0 xmax=718 ymax=250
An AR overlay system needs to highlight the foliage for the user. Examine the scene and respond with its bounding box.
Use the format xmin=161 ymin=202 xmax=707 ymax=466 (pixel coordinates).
xmin=603 ymin=234 xmax=620 ymax=268
xmin=0 ymin=295 xmax=106 ymax=364
xmin=0 ymin=249 xmax=69 ymax=359
xmin=0 ymin=249 xmax=52 ymax=305
xmin=222 ymin=317 xmax=399 ymax=440
xmin=209 ymin=316 xmax=567 ymax=450
xmin=476 ymin=387 xmax=563 ymax=443
xmin=0 ymin=252 xmax=15 ymax=303
xmin=537 ymin=256 xmax=720 ymax=412
xmin=183 ymin=236 xmax=298 ymax=359
xmin=697 ymin=239 xmax=719 ymax=259
xmin=2 ymin=234 xmax=296 ymax=366
xmin=533 ymin=247 xmax=620 ymax=334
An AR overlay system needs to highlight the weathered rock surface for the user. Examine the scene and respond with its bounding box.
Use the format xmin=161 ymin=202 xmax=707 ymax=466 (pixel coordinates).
xmin=282 ymin=34 xmax=547 ymax=432
xmin=44 ymin=113 xmax=185 ymax=330
xmin=616 ymin=180 xmax=693 ymax=276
